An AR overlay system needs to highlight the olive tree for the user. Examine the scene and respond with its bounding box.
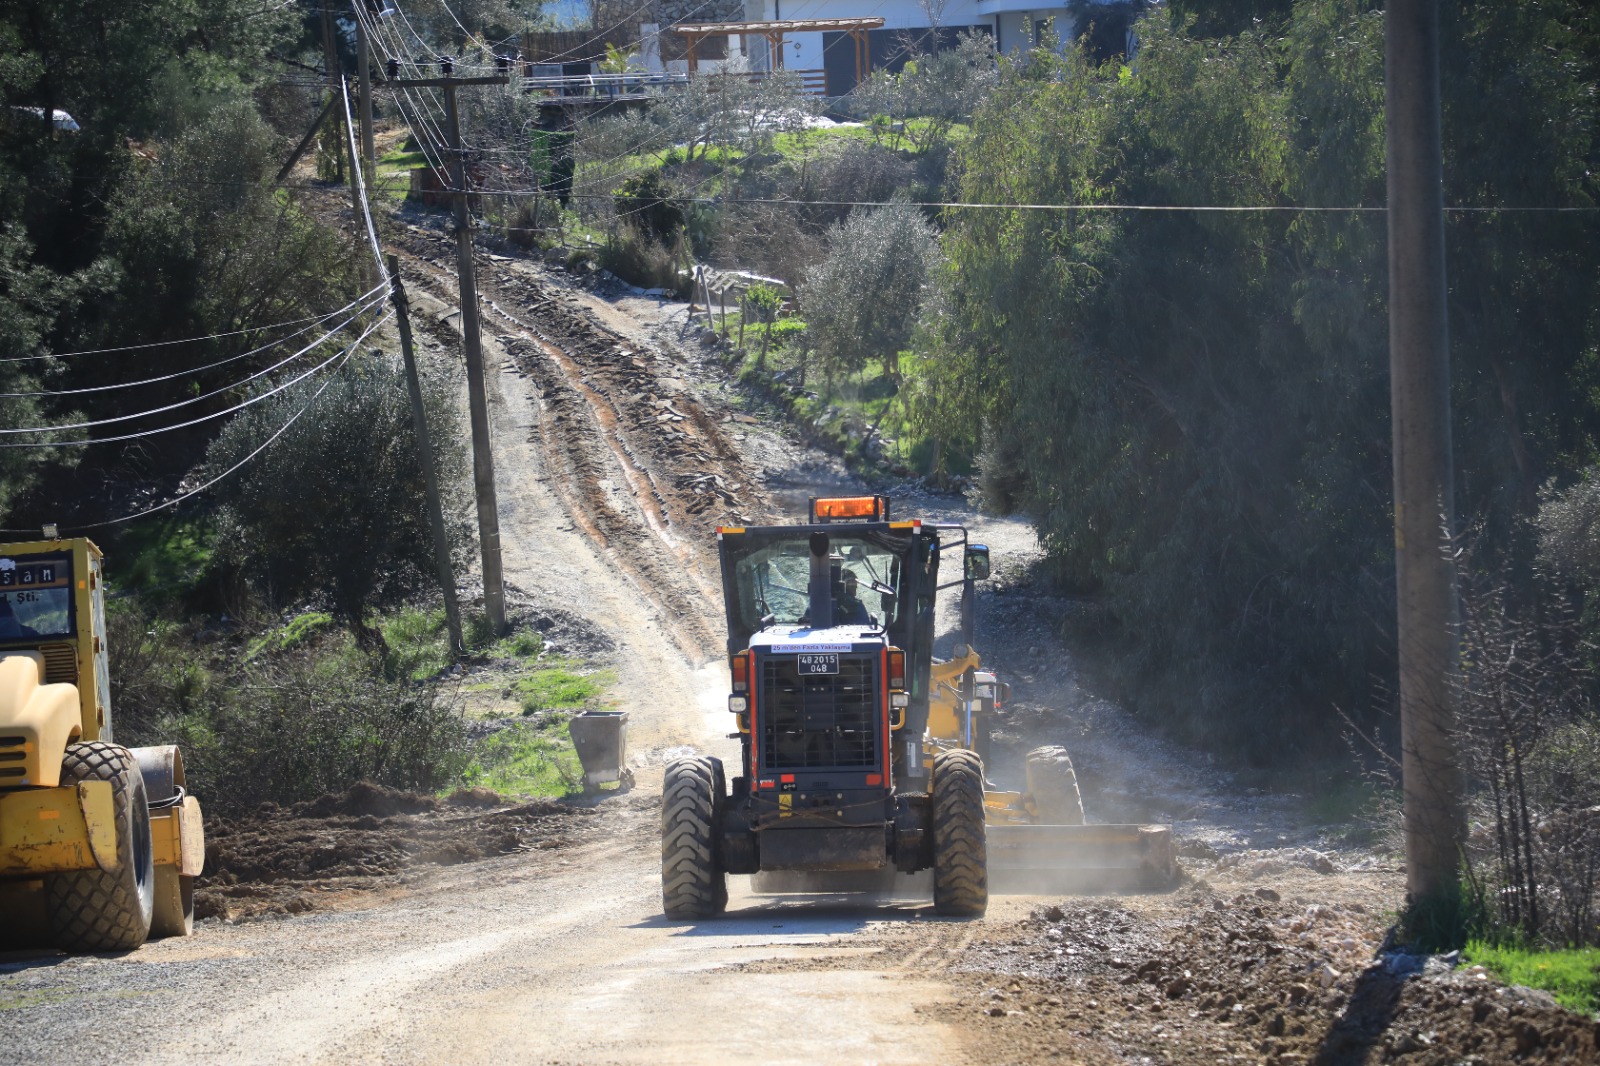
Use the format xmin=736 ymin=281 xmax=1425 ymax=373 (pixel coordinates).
xmin=801 ymin=202 xmax=941 ymax=382
xmin=206 ymin=351 xmax=471 ymax=638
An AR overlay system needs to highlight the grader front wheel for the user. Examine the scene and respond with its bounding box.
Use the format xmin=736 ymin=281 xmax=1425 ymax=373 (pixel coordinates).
xmin=932 ymin=749 xmax=988 ymax=917
xmin=661 ymin=756 xmax=727 ymax=919
xmin=45 ymin=742 xmax=155 ymax=951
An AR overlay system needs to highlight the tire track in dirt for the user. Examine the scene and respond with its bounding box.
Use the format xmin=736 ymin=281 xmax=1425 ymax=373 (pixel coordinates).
xmin=390 ymin=235 xmax=774 ymax=665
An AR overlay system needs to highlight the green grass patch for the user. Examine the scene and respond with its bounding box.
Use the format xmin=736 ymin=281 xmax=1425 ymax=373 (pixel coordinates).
xmin=246 ymin=611 xmax=334 ymax=659
xmin=460 ymin=719 xmax=582 ymax=797
xmin=381 ymin=607 xmax=453 ymax=681
xmin=1465 ymin=941 xmax=1600 ymax=1014
xmin=492 ymin=627 xmax=544 ymax=660
xmin=374 ymin=146 xmax=427 ymax=203
xmin=514 ymin=661 xmax=612 ymax=715
xmin=0 ymin=986 xmax=73 ymax=1011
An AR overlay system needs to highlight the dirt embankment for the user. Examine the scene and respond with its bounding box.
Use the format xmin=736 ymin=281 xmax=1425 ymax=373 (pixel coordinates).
xmin=943 ymin=889 xmax=1598 ymax=1065
xmin=196 ymin=782 xmax=606 ymax=921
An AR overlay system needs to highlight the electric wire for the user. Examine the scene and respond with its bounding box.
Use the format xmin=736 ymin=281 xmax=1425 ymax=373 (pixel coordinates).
xmin=0 ymin=309 xmax=394 ymax=451
xmin=7 ymin=314 xmax=384 ymax=533
xmin=0 ymin=299 xmax=387 ymax=437
xmin=0 ymin=289 xmax=390 ymax=397
xmin=0 ymin=282 xmax=388 ymax=364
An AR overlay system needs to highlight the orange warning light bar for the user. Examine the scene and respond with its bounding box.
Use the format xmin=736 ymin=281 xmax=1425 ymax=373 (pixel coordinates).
xmin=810 ymin=495 xmax=888 ymax=522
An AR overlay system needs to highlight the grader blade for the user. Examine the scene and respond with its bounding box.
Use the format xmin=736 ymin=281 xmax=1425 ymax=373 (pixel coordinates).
xmin=986 ymin=822 xmax=1179 ymax=895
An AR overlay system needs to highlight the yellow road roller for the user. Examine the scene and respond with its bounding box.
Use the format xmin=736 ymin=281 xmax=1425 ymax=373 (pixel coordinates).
xmin=0 ymin=537 xmax=203 ymax=951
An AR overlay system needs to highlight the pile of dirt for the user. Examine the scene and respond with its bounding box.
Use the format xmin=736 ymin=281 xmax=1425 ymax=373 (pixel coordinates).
xmin=947 ymin=889 xmax=1599 ymax=1065
xmin=196 ymin=782 xmax=598 ymax=922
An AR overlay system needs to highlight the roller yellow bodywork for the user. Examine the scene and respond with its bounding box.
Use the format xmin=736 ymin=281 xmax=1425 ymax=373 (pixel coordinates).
xmin=0 ymin=537 xmax=205 ymax=946
xmin=150 ymin=795 xmax=205 ymax=877
xmin=0 ymin=653 xmax=82 ymax=787
xmin=0 ymin=780 xmax=117 ymax=876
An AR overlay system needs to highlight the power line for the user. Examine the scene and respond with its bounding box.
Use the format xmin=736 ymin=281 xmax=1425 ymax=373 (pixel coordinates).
xmin=0 ymin=290 xmax=390 ymax=397
xmin=3 ymin=314 xmax=387 ymax=534
xmin=0 ymin=307 xmax=390 ymax=445
xmin=0 ymin=283 xmax=388 ymax=364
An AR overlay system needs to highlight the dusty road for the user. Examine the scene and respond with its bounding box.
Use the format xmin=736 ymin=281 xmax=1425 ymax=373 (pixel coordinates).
xmin=5 ymin=220 xmax=1591 ymax=1066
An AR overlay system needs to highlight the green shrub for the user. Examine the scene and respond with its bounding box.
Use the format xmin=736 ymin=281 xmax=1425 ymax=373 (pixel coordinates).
xmin=206 ymin=354 xmax=470 ymax=632
xmin=599 ymin=225 xmax=685 ymax=293
xmin=192 ymin=640 xmax=470 ymax=812
xmin=614 ymin=169 xmax=684 ymax=242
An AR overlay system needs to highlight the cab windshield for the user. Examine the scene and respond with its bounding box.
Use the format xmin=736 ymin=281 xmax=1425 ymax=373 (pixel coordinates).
xmin=731 ymin=535 xmax=903 ymax=630
xmin=0 ymin=553 xmax=73 ymax=640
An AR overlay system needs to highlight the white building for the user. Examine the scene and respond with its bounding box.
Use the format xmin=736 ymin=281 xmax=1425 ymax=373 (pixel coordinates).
xmin=735 ymin=0 xmax=1139 ymax=94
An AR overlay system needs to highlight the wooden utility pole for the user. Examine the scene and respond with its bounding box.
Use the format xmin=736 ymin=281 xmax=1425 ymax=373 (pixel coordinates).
xmin=356 ymin=13 xmax=376 ymax=170
xmin=320 ymin=0 xmax=343 ymax=182
xmin=388 ymin=254 xmax=465 ymax=653
xmin=1387 ymin=0 xmax=1465 ymax=911
xmin=381 ymin=73 xmax=509 ymax=635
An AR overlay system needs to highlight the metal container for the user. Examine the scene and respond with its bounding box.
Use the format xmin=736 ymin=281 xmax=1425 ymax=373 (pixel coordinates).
xmin=567 ymin=709 xmax=630 ymax=792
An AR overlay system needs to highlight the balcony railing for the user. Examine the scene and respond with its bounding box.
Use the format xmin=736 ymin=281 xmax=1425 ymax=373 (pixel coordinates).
xmin=520 ymin=67 xmax=829 ymax=102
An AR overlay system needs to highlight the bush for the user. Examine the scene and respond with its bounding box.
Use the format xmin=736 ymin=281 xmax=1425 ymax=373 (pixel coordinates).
xmin=614 ymin=169 xmax=684 ymax=243
xmin=206 ymin=353 xmax=470 ymax=633
xmin=195 ymin=641 xmax=470 ymax=812
xmin=599 ymin=225 xmax=686 ymax=294
xmin=113 ymin=611 xmax=471 ymax=815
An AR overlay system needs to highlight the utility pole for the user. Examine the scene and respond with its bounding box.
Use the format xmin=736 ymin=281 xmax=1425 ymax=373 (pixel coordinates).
xmin=320 ymin=0 xmax=343 ymax=183
xmin=388 ymin=254 xmax=465 ymax=653
xmin=356 ymin=12 xmax=376 ymax=170
xmin=1387 ymin=0 xmax=1465 ymax=914
xmin=385 ymin=71 xmax=510 ymax=635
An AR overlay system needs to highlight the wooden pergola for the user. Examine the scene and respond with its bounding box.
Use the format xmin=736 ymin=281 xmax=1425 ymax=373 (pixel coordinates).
xmin=672 ymin=18 xmax=884 ymax=82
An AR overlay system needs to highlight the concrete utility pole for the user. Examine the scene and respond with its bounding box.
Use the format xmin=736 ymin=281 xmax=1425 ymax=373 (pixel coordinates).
xmin=1386 ymin=0 xmax=1465 ymax=910
xmin=388 ymin=254 xmax=465 ymax=653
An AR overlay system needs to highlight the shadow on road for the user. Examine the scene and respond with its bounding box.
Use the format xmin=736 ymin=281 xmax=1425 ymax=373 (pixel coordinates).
xmin=631 ymin=892 xmax=969 ymax=936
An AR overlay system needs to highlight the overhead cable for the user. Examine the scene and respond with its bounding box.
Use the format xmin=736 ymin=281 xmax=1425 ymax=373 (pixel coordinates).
xmin=0 ymin=301 xmax=386 ymax=438
xmin=0 ymin=290 xmax=390 ymax=398
xmin=0 ymin=282 xmax=388 ymax=364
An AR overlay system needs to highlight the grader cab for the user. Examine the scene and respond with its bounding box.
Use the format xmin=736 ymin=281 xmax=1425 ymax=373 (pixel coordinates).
xmin=660 ymin=497 xmax=1174 ymax=920
xmin=0 ymin=538 xmax=204 ymax=952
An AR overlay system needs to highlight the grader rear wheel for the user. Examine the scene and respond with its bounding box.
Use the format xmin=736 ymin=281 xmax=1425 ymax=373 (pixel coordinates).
xmin=45 ymin=742 xmax=155 ymax=951
xmin=1026 ymin=745 xmax=1086 ymax=825
xmin=661 ymin=755 xmax=727 ymax=919
xmin=931 ymin=749 xmax=988 ymax=917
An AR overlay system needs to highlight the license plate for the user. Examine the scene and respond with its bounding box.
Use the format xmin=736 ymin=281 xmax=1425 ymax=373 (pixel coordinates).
xmin=797 ymin=653 xmax=839 ymax=675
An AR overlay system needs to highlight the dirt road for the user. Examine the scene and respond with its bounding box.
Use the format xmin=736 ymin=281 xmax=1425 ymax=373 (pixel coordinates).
xmin=5 ymin=223 xmax=1591 ymax=1065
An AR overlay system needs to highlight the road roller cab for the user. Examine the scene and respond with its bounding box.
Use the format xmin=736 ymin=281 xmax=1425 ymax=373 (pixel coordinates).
xmin=0 ymin=537 xmax=204 ymax=951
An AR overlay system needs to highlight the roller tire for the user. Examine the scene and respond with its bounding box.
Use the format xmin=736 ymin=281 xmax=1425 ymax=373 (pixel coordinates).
xmin=46 ymin=742 xmax=155 ymax=951
xmin=661 ymin=755 xmax=726 ymax=919
xmin=1025 ymin=745 xmax=1086 ymax=825
xmin=931 ymin=749 xmax=988 ymax=917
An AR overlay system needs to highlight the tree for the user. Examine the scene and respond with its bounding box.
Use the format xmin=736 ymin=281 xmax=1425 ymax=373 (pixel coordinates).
xmin=802 ymin=202 xmax=941 ymax=383
xmin=206 ymin=354 xmax=471 ymax=638
xmin=916 ymin=2 xmax=1600 ymax=762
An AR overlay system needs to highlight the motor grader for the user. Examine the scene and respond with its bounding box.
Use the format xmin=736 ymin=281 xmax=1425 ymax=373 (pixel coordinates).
xmin=661 ymin=496 xmax=1175 ymax=919
xmin=0 ymin=536 xmax=204 ymax=951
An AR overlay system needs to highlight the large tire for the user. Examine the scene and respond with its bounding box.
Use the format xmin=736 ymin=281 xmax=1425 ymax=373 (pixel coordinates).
xmin=931 ymin=749 xmax=988 ymax=917
xmin=661 ymin=755 xmax=726 ymax=919
xmin=1025 ymin=745 xmax=1086 ymax=825
xmin=46 ymin=742 xmax=155 ymax=951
